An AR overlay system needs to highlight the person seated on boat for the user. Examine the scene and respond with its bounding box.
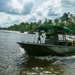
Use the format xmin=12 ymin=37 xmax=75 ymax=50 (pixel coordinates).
xmin=37 ymin=30 xmax=42 ymax=43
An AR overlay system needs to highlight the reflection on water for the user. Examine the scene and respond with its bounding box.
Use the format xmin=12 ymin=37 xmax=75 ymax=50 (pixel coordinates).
xmin=18 ymin=57 xmax=63 ymax=75
xmin=0 ymin=30 xmax=75 ymax=75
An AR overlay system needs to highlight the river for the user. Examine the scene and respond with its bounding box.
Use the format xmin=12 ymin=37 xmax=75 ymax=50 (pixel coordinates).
xmin=0 ymin=30 xmax=75 ymax=75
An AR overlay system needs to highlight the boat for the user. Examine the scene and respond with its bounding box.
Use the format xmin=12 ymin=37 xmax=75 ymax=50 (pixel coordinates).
xmin=19 ymin=30 xmax=24 ymax=33
xmin=17 ymin=25 xmax=75 ymax=56
xmin=28 ymin=30 xmax=35 ymax=34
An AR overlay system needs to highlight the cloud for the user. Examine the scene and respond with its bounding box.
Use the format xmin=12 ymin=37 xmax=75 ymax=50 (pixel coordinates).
xmin=0 ymin=0 xmax=10 ymax=13
xmin=21 ymin=0 xmax=34 ymax=15
xmin=0 ymin=0 xmax=62 ymax=27
xmin=28 ymin=15 xmax=37 ymax=22
xmin=0 ymin=0 xmax=75 ymax=27
xmin=61 ymin=0 xmax=75 ymax=7
xmin=0 ymin=13 xmax=23 ymax=27
xmin=0 ymin=0 xmax=34 ymax=15
xmin=33 ymin=0 xmax=62 ymax=21
xmin=30 ymin=0 xmax=75 ymax=21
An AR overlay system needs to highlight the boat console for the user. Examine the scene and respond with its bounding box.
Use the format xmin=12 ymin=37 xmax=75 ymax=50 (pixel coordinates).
xmin=45 ymin=33 xmax=72 ymax=46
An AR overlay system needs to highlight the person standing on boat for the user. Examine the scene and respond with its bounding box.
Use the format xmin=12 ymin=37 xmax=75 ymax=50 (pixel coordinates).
xmin=37 ymin=30 xmax=42 ymax=43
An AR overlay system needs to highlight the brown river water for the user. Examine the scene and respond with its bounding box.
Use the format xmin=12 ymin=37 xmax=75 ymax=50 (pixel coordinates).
xmin=0 ymin=30 xmax=75 ymax=75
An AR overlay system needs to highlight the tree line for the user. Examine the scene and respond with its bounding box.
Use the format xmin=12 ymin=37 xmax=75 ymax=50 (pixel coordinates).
xmin=0 ymin=12 xmax=75 ymax=34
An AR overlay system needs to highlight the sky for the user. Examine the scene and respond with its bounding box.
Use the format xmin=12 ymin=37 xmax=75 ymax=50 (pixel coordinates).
xmin=0 ymin=0 xmax=75 ymax=27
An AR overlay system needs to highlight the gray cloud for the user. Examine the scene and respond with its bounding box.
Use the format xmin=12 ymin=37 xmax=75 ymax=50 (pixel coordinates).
xmin=28 ymin=14 xmax=38 ymax=22
xmin=61 ymin=0 xmax=75 ymax=7
xmin=47 ymin=7 xmax=59 ymax=16
xmin=21 ymin=1 xmax=34 ymax=15
xmin=0 ymin=0 xmax=34 ymax=15
xmin=0 ymin=0 xmax=11 ymax=12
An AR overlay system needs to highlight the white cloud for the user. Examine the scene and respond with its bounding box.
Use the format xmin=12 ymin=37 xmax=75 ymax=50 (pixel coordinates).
xmin=0 ymin=0 xmax=62 ymax=27
xmin=33 ymin=0 xmax=62 ymax=20
xmin=0 ymin=13 xmax=24 ymax=27
xmin=10 ymin=0 xmax=34 ymax=15
xmin=0 ymin=0 xmax=75 ymax=27
xmin=0 ymin=0 xmax=34 ymax=15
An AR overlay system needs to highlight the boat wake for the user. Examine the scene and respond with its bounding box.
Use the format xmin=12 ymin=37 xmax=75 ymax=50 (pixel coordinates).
xmin=35 ymin=55 xmax=75 ymax=64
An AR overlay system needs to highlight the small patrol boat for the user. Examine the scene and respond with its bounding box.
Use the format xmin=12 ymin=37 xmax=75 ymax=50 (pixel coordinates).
xmin=17 ymin=25 xmax=75 ymax=56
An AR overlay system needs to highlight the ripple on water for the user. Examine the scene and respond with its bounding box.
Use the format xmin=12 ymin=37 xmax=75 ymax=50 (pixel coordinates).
xmin=0 ymin=31 xmax=75 ymax=75
xmin=18 ymin=56 xmax=64 ymax=75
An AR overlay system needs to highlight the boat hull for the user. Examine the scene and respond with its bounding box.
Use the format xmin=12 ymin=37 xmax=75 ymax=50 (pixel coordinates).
xmin=17 ymin=42 xmax=75 ymax=56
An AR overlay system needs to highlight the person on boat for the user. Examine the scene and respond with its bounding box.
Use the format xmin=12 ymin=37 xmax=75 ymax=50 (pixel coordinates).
xmin=37 ymin=30 xmax=42 ymax=43
xmin=54 ymin=30 xmax=59 ymax=45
